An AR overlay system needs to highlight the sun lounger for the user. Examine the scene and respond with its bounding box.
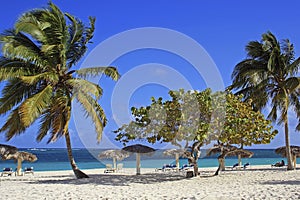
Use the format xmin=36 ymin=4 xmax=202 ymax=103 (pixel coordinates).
xmin=243 ymin=163 xmax=250 ymax=169
xmin=271 ymin=160 xmax=285 ymax=167
xmin=104 ymin=164 xmax=116 ymax=173
xmin=155 ymin=164 xmax=178 ymax=172
xmin=225 ymin=163 xmax=237 ymax=170
xmin=179 ymin=164 xmax=194 ymax=171
xmin=24 ymin=167 xmax=34 ymax=175
xmin=1 ymin=168 xmax=13 ymax=176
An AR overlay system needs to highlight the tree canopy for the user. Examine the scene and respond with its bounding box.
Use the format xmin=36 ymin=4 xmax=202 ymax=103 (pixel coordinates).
xmin=230 ymin=31 xmax=300 ymax=170
xmin=115 ymin=88 xmax=277 ymax=176
xmin=0 ymin=2 xmax=120 ymax=178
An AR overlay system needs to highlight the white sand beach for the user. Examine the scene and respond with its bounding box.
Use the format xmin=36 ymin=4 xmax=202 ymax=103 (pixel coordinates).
xmin=0 ymin=165 xmax=299 ymax=200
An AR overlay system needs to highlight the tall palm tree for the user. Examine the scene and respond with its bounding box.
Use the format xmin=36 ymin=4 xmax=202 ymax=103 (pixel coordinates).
xmin=230 ymin=31 xmax=300 ymax=170
xmin=0 ymin=3 xmax=120 ymax=178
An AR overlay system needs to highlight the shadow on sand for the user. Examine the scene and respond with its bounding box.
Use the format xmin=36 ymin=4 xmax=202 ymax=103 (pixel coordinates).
xmin=27 ymin=171 xmax=216 ymax=186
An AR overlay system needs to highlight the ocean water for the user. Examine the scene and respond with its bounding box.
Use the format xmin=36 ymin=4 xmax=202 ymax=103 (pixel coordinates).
xmin=0 ymin=148 xmax=293 ymax=171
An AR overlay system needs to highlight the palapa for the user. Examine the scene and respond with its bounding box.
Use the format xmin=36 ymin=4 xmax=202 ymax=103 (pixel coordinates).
xmin=98 ymin=150 xmax=130 ymax=169
xmin=163 ymin=149 xmax=186 ymax=169
xmin=207 ymin=144 xmax=253 ymax=171
xmin=275 ymin=146 xmax=300 ymax=168
xmin=3 ymin=151 xmax=37 ymax=176
xmin=122 ymin=144 xmax=155 ymax=175
xmin=0 ymin=144 xmax=18 ymax=160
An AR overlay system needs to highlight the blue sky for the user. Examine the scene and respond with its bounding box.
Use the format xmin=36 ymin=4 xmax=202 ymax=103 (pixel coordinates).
xmin=0 ymin=0 xmax=300 ymax=149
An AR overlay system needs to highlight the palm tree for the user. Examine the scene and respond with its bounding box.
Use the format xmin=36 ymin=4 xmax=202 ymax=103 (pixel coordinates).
xmin=0 ymin=3 xmax=120 ymax=178
xmin=230 ymin=31 xmax=300 ymax=170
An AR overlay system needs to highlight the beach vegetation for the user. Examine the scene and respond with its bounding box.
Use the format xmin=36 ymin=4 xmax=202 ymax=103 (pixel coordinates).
xmin=115 ymin=88 xmax=213 ymax=176
xmin=209 ymin=93 xmax=278 ymax=175
xmin=0 ymin=2 xmax=119 ymax=178
xmin=230 ymin=31 xmax=300 ymax=170
xmin=115 ymin=89 xmax=278 ymax=176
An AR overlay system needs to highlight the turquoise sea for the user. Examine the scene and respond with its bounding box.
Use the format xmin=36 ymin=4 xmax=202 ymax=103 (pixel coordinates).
xmin=0 ymin=148 xmax=294 ymax=171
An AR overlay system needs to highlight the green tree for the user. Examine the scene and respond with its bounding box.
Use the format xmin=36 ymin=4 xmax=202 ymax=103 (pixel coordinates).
xmin=209 ymin=93 xmax=278 ymax=175
xmin=0 ymin=3 xmax=119 ymax=178
xmin=115 ymin=89 xmax=213 ymax=176
xmin=230 ymin=31 xmax=300 ymax=170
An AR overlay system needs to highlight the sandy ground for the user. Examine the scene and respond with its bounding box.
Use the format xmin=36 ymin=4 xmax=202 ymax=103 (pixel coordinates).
xmin=0 ymin=165 xmax=299 ymax=200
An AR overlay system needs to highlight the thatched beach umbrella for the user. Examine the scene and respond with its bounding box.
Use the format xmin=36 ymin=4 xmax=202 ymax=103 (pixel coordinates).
xmin=3 ymin=151 xmax=37 ymax=176
xmin=226 ymin=149 xmax=254 ymax=165
xmin=226 ymin=149 xmax=254 ymax=158
xmin=122 ymin=144 xmax=155 ymax=175
xmin=275 ymin=146 xmax=300 ymax=168
xmin=0 ymin=144 xmax=18 ymax=159
xmin=207 ymin=145 xmax=253 ymax=171
xmin=163 ymin=149 xmax=186 ymax=169
xmin=98 ymin=150 xmax=130 ymax=169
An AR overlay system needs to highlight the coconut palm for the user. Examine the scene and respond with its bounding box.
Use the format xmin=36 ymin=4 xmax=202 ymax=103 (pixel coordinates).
xmin=230 ymin=31 xmax=300 ymax=170
xmin=0 ymin=3 xmax=120 ymax=178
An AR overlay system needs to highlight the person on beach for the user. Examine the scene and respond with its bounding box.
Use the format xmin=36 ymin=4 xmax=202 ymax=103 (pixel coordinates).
xmin=272 ymin=160 xmax=285 ymax=167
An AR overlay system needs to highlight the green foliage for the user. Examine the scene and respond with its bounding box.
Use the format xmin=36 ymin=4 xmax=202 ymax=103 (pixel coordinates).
xmin=115 ymin=89 xmax=277 ymax=149
xmin=230 ymin=31 xmax=300 ymax=170
xmin=114 ymin=89 xmax=213 ymax=147
xmin=215 ymin=93 xmax=278 ymax=148
xmin=230 ymin=31 xmax=300 ymax=128
xmin=0 ymin=2 xmax=119 ymax=143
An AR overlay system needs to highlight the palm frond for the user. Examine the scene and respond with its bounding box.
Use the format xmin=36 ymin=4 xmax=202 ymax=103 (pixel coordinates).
xmin=245 ymin=41 xmax=265 ymax=59
xmin=36 ymin=111 xmax=52 ymax=142
xmin=284 ymin=77 xmax=300 ymax=92
xmin=75 ymin=92 xmax=106 ymax=141
xmin=0 ymin=57 xmax=35 ymax=81
xmin=67 ymin=79 xmax=102 ymax=100
xmin=0 ymin=30 xmax=47 ymax=68
xmin=20 ymin=72 xmax=59 ymax=85
xmin=65 ymin=13 xmax=85 ymax=68
xmin=75 ymin=66 xmax=120 ymax=81
xmin=0 ymin=108 xmax=26 ymax=140
xmin=286 ymin=57 xmax=300 ymax=76
xmin=46 ymin=94 xmax=70 ymax=143
xmin=85 ymin=17 xmax=95 ymax=44
xmin=267 ymin=105 xmax=278 ymax=121
xmin=18 ymin=85 xmax=52 ymax=127
xmin=0 ymin=79 xmax=35 ymax=115
xmin=15 ymin=11 xmax=48 ymax=43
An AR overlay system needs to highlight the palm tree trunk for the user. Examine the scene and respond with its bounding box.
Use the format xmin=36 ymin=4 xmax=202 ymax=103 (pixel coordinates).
xmin=284 ymin=117 xmax=294 ymax=170
xmin=65 ymin=131 xmax=89 ymax=178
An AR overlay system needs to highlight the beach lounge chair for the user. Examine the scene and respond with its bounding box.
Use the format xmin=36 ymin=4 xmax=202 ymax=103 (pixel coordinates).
xmin=1 ymin=168 xmax=13 ymax=176
xmin=24 ymin=167 xmax=34 ymax=175
xmin=226 ymin=163 xmax=239 ymax=170
xmin=155 ymin=164 xmax=178 ymax=172
xmin=271 ymin=160 xmax=285 ymax=167
xmin=243 ymin=163 xmax=250 ymax=169
xmin=232 ymin=163 xmax=239 ymax=169
xmin=179 ymin=164 xmax=194 ymax=171
xmin=104 ymin=164 xmax=116 ymax=173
